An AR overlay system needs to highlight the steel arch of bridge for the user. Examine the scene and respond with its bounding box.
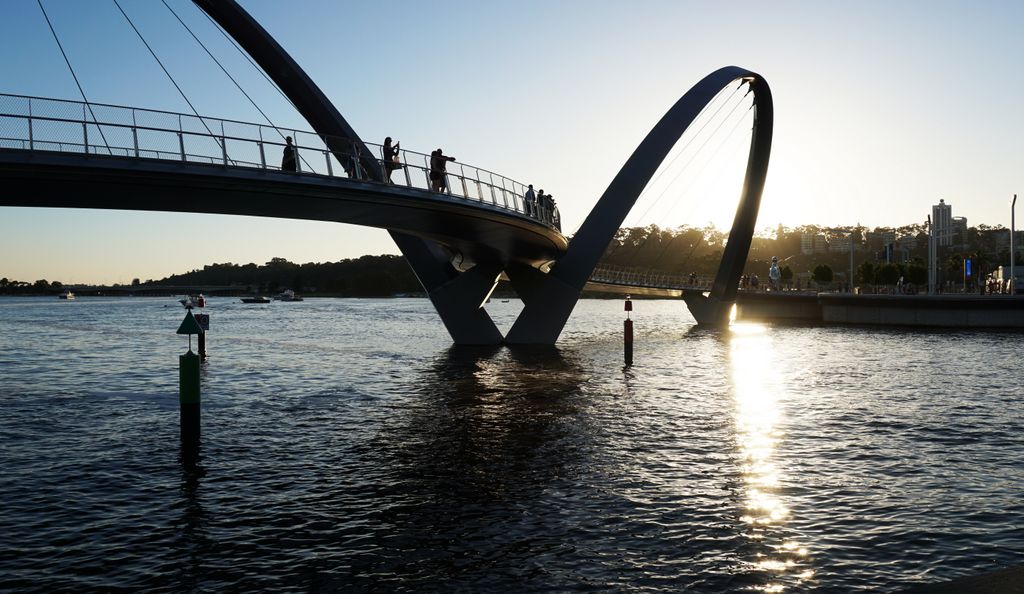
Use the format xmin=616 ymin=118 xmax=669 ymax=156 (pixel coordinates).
xmin=195 ymin=2 xmax=772 ymax=344
xmin=505 ymin=66 xmax=773 ymax=343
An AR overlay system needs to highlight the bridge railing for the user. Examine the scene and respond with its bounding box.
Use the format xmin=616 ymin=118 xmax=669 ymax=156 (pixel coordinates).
xmin=0 ymin=93 xmax=560 ymax=230
xmin=589 ymin=265 xmax=713 ymax=290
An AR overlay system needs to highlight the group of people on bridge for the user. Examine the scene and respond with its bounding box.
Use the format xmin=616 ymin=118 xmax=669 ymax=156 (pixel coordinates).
xmin=523 ymin=184 xmax=557 ymax=225
xmin=279 ymin=135 xmax=558 ymax=228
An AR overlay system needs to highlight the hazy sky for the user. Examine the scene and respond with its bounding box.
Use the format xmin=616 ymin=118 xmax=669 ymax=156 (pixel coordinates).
xmin=1 ymin=0 xmax=1021 ymax=284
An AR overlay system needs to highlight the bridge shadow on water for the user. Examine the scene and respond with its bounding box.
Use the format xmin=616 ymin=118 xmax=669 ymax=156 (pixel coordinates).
xmin=334 ymin=344 xmax=599 ymax=590
xmin=386 ymin=343 xmax=590 ymax=497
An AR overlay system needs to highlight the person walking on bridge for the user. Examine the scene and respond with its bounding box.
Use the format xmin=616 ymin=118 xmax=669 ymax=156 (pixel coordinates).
xmin=281 ymin=136 xmax=297 ymax=172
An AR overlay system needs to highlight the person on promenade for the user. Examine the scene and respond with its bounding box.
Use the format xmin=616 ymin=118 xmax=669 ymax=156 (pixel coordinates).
xmin=431 ymin=148 xmax=455 ymax=192
xmin=768 ymin=256 xmax=781 ymax=291
xmin=281 ymin=136 xmax=297 ymax=172
xmin=524 ymin=184 xmax=536 ymax=217
xmin=383 ymin=137 xmax=400 ymax=182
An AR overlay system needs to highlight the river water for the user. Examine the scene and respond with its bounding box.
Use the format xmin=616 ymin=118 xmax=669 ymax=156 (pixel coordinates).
xmin=0 ymin=296 xmax=1021 ymax=592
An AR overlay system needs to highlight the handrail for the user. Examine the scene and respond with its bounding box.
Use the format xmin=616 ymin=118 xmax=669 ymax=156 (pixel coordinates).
xmin=589 ymin=265 xmax=712 ymax=290
xmin=0 ymin=92 xmax=561 ymax=230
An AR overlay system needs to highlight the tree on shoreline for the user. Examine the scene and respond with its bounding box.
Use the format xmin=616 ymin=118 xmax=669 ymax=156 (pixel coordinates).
xmin=3 ymin=221 xmax=1019 ymax=295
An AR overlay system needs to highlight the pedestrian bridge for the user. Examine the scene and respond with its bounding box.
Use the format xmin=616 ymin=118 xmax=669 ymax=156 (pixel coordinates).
xmin=1 ymin=1 xmax=773 ymax=345
xmin=0 ymin=93 xmax=565 ymax=270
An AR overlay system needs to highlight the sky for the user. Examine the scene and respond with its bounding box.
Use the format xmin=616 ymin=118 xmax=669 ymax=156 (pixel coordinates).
xmin=1 ymin=0 xmax=1022 ymax=284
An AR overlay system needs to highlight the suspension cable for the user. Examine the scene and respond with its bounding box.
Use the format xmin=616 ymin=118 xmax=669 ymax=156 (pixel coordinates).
xmin=197 ymin=9 xmax=302 ymax=117
xmin=162 ymin=0 xmax=313 ymax=170
xmin=628 ymin=81 xmax=746 ymax=227
xmin=621 ymin=87 xmax=750 ymax=269
xmin=624 ymin=89 xmax=753 ymax=271
xmin=650 ymin=101 xmax=755 ymax=274
xmin=636 ymin=82 xmax=743 ymax=207
xmin=36 ymin=0 xmax=111 ymax=152
xmin=162 ymin=0 xmax=275 ymax=124
xmin=112 ymin=0 xmax=219 ymax=145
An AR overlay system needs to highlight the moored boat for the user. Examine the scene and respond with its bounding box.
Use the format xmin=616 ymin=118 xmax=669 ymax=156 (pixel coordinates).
xmin=58 ymin=289 xmax=75 ymax=300
xmin=274 ymin=289 xmax=304 ymax=302
xmin=179 ymin=294 xmax=206 ymax=308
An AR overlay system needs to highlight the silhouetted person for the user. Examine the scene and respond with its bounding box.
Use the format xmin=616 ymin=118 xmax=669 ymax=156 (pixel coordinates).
xmin=281 ymin=136 xmax=297 ymax=172
xmin=383 ymin=136 xmax=400 ymax=182
xmin=524 ymin=184 xmax=536 ymax=216
xmin=430 ymin=148 xmax=455 ymax=192
xmin=538 ymin=191 xmax=554 ymax=222
xmin=536 ymin=189 xmax=548 ymax=220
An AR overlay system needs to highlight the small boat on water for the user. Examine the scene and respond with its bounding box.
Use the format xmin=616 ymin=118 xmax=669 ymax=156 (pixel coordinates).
xmin=179 ymin=294 xmax=206 ymax=308
xmin=241 ymin=296 xmax=271 ymax=304
xmin=58 ymin=289 xmax=75 ymax=300
xmin=274 ymin=289 xmax=304 ymax=302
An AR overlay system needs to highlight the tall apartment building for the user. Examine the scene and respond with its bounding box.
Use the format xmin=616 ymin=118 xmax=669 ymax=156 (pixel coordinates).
xmin=932 ymin=199 xmax=953 ymax=246
xmin=952 ymin=216 xmax=968 ymax=249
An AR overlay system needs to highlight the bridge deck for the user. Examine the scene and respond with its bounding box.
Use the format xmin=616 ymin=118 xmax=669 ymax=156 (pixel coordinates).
xmin=0 ymin=149 xmax=567 ymax=268
xmin=0 ymin=92 xmax=566 ymax=268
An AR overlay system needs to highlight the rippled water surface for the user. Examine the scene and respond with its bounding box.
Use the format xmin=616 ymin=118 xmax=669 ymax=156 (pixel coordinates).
xmin=1 ymin=296 xmax=1022 ymax=592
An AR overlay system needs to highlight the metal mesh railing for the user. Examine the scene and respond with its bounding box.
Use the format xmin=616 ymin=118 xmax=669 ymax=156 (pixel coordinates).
xmin=0 ymin=93 xmax=561 ymax=230
xmin=589 ymin=265 xmax=712 ymax=290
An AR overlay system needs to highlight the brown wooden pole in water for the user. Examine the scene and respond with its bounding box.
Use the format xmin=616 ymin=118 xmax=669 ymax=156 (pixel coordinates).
xmin=624 ymin=296 xmax=633 ymax=366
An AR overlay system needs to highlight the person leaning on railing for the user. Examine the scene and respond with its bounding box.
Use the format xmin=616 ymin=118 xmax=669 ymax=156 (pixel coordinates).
xmin=430 ymin=148 xmax=455 ymax=192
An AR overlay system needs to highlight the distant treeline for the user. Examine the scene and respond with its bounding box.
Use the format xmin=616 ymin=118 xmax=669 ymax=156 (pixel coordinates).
xmin=149 ymin=255 xmax=421 ymax=296
xmin=0 ymin=255 xmax=421 ymax=296
xmin=4 ymin=222 xmax=1020 ymax=294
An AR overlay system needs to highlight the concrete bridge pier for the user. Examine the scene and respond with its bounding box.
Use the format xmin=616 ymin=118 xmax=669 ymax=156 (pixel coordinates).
xmin=504 ymin=263 xmax=582 ymax=345
xmin=391 ymin=232 xmax=504 ymax=345
xmin=682 ymin=291 xmax=734 ymax=326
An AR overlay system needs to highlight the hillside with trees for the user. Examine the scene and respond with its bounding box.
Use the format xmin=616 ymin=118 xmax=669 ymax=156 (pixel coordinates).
xmin=3 ymin=222 xmax=1020 ymax=295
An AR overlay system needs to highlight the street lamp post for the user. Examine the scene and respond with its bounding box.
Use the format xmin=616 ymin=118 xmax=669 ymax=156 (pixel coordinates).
xmin=927 ymin=215 xmax=935 ymax=295
xmin=1012 ymin=194 xmax=1017 ymax=294
xmin=849 ymin=229 xmax=855 ymax=293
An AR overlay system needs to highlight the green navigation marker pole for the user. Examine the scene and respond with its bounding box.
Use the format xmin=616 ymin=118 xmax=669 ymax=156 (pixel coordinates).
xmin=177 ymin=310 xmax=204 ymax=441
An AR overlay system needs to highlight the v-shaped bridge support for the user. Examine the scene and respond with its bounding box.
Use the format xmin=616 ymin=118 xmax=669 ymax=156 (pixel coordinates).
xmin=196 ymin=0 xmax=510 ymax=345
xmin=506 ymin=67 xmax=774 ymax=343
xmin=196 ymin=2 xmax=773 ymax=346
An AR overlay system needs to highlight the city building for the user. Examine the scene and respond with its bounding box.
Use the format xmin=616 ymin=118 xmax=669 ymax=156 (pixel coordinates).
xmin=829 ymin=235 xmax=852 ymax=253
xmin=952 ymin=216 xmax=968 ymax=249
xmin=800 ymin=233 xmax=814 ymax=255
xmin=932 ymin=199 xmax=953 ymax=246
xmin=897 ymin=234 xmax=918 ymax=251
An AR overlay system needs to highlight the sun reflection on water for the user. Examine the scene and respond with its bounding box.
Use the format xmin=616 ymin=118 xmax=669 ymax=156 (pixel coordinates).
xmin=729 ymin=323 xmax=814 ymax=592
